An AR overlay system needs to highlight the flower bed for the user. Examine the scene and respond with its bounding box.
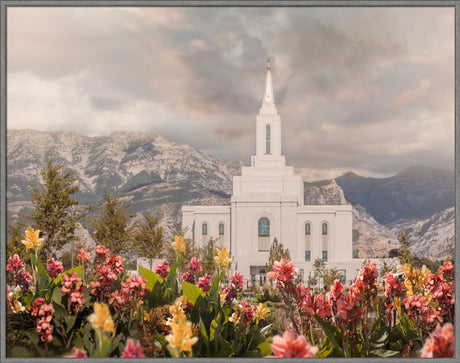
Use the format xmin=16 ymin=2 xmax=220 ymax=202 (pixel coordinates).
xmin=6 ymin=227 xmax=455 ymax=358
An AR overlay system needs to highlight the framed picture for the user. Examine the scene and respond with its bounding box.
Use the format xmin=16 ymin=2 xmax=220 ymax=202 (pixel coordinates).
xmin=1 ymin=1 xmax=457 ymax=360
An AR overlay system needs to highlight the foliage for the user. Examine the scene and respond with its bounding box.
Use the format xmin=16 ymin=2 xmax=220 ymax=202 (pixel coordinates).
xmin=397 ymin=232 xmax=414 ymax=265
xmin=89 ymin=190 xmax=133 ymax=255
xmin=131 ymin=213 xmax=164 ymax=270
xmin=322 ymin=267 xmax=344 ymax=291
xmin=29 ymin=160 xmax=80 ymax=260
xmin=267 ymin=256 xmax=455 ymax=358
xmin=265 ymin=238 xmax=290 ymax=273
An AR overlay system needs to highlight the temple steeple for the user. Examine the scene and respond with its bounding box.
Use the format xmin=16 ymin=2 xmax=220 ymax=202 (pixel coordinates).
xmin=260 ymin=57 xmax=277 ymax=115
xmin=252 ymin=58 xmax=284 ymax=167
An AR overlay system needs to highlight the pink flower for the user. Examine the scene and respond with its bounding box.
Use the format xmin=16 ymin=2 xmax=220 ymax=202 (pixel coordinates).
xmin=181 ymin=272 xmax=195 ymax=284
xmin=77 ymin=248 xmax=90 ymax=263
xmin=270 ymin=330 xmax=318 ymax=358
xmin=420 ymin=323 xmax=455 ymax=358
xmin=64 ymin=347 xmax=88 ymax=358
xmin=438 ymin=261 xmax=454 ymax=282
xmin=302 ymin=293 xmax=331 ymax=319
xmin=95 ymin=245 xmax=110 ymax=259
xmin=384 ymin=272 xmax=406 ymax=298
xmin=46 ymin=258 xmax=64 ymax=278
xmin=155 ymin=260 xmax=170 ymax=279
xmin=122 ymin=339 xmax=145 ymax=358
xmin=7 ymin=254 xmax=23 ymax=273
xmin=198 ymin=274 xmax=212 ymax=292
xmin=267 ymin=259 xmax=297 ymax=285
xmin=189 ymin=257 xmax=202 ymax=273
xmin=350 ymin=261 xmax=379 ymax=302
xmin=231 ymin=271 xmax=245 ymax=288
xmin=326 ymin=279 xmax=344 ymax=305
xmin=29 ymin=297 xmax=46 ymax=317
xmin=36 ymin=303 xmax=55 ymax=343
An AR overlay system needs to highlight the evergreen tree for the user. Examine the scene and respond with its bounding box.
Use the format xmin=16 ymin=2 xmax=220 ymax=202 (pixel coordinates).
xmin=266 ymin=238 xmax=290 ymax=272
xmin=397 ymin=232 xmax=414 ymax=265
xmin=199 ymin=238 xmax=220 ymax=276
xmin=132 ymin=214 xmax=164 ymax=270
xmin=323 ymin=268 xmax=344 ymax=290
xmin=7 ymin=219 xmax=29 ymax=263
xmin=29 ymin=160 xmax=80 ymax=260
xmin=313 ymin=258 xmax=326 ymax=292
xmin=90 ymin=190 xmax=133 ymax=255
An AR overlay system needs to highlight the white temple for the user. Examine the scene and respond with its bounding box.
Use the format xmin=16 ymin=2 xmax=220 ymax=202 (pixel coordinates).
xmin=182 ymin=59 xmax=362 ymax=284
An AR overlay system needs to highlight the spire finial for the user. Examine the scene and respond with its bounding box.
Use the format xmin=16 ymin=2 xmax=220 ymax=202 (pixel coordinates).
xmin=267 ymin=56 xmax=270 ymax=70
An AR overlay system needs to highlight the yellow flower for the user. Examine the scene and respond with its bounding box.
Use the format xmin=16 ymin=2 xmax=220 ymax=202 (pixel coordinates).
xmin=172 ymin=236 xmax=186 ymax=254
xmin=254 ymin=303 xmax=270 ymax=322
xmin=166 ymin=298 xmax=197 ymax=357
xmin=88 ymin=303 xmax=115 ymax=336
xmin=21 ymin=226 xmax=43 ymax=252
xmin=215 ymin=247 xmax=231 ymax=269
xmin=394 ymin=296 xmax=402 ymax=315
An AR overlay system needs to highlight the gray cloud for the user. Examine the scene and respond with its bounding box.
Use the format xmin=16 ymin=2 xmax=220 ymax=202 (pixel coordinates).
xmin=7 ymin=6 xmax=454 ymax=180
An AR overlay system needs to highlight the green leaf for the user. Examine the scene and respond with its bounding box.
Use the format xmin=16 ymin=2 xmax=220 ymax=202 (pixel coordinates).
xmin=22 ymin=291 xmax=35 ymax=307
xmin=51 ymin=285 xmax=65 ymax=307
xmin=259 ymin=323 xmax=272 ymax=337
xmin=257 ymin=341 xmax=272 ymax=357
xmin=313 ymin=314 xmax=344 ymax=356
xmin=318 ymin=336 xmax=334 ymax=357
xmin=182 ymin=280 xmax=206 ymax=305
xmin=139 ymin=265 xmax=162 ymax=291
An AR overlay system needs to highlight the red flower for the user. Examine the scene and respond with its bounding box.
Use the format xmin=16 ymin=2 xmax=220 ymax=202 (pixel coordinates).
xmin=77 ymin=248 xmax=90 ymax=263
xmin=420 ymin=323 xmax=455 ymax=358
xmin=231 ymin=271 xmax=244 ymax=288
xmin=122 ymin=339 xmax=145 ymax=358
xmin=7 ymin=254 xmax=23 ymax=273
xmin=64 ymin=347 xmax=88 ymax=358
xmin=270 ymin=330 xmax=318 ymax=358
xmin=198 ymin=274 xmax=212 ymax=292
xmin=223 ymin=285 xmax=237 ymax=305
xmin=155 ymin=260 xmax=170 ymax=279
xmin=189 ymin=257 xmax=202 ymax=273
xmin=267 ymin=258 xmax=297 ymax=285
xmin=181 ymin=272 xmax=195 ymax=284
xmin=46 ymin=258 xmax=64 ymax=278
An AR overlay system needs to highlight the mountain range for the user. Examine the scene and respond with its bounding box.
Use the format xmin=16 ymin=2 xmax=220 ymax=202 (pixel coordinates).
xmin=6 ymin=129 xmax=455 ymax=260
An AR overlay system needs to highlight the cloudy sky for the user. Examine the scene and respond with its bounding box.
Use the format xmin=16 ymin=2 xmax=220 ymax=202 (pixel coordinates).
xmin=7 ymin=6 xmax=454 ymax=181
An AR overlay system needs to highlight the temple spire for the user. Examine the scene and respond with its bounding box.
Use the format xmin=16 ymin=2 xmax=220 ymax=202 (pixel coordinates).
xmin=261 ymin=57 xmax=276 ymax=113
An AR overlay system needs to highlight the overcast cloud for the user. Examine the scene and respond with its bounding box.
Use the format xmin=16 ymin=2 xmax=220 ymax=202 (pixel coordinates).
xmin=7 ymin=6 xmax=454 ymax=180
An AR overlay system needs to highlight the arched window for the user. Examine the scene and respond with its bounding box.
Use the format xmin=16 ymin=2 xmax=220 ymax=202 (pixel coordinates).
xmin=305 ymin=223 xmax=311 ymax=261
xmin=322 ymin=222 xmax=328 ymax=261
xmin=265 ymin=124 xmax=271 ymax=154
xmin=202 ymin=223 xmax=208 ymax=235
xmin=258 ymin=218 xmax=270 ymax=236
xmin=219 ymin=223 xmax=224 ymax=236
xmin=258 ymin=217 xmax=270 ymax=251
xmin=201 ymin=223 xmax=208 ymax=245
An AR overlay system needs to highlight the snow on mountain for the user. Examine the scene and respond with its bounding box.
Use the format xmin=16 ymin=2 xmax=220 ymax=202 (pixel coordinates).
xmin=6 ymin=129 xmax=454 ymax=260
xmin=391 ymin=207 xmax=454 ymax=260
